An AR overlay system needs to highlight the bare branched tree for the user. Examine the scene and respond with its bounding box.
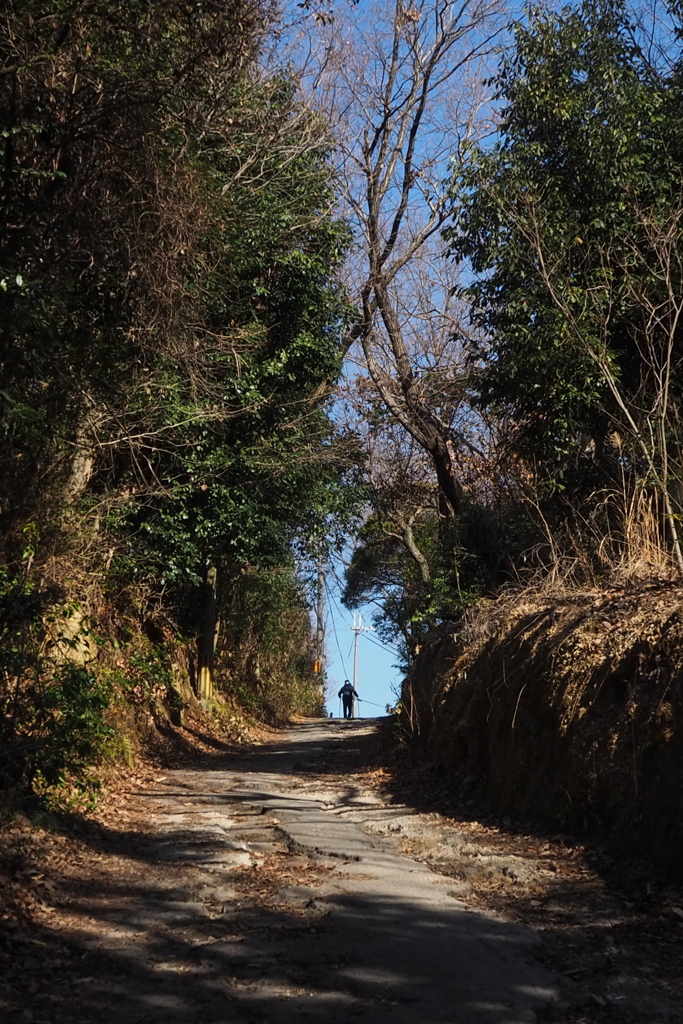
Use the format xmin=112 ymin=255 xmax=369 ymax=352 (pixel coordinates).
xmin=308 ymin=0 xmax=507 ymax=516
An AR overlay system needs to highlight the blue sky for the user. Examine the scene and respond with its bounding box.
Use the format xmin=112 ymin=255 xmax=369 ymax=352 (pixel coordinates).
xmin=320 ymin=561 xmax=403 ymax=717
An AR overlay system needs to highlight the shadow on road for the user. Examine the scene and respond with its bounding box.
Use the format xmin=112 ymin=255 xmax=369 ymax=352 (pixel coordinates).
xmin=2 ymin=719 xmax=561 ymax=1024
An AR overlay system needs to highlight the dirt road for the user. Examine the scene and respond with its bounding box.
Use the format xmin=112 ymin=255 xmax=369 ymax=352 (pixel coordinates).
xmin=2 ymin=717 xmax=682 ymax=1023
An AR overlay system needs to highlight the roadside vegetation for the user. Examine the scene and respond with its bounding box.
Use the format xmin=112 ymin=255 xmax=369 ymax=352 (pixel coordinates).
xmin=2 ymin=0 xmax=683 ymax=874
xmin=323 ymin=0 xmax=683 ymax=871
xmin=0 ymin=0 xmax=360 ymax=812
xmin=335 ymin=0 xmax=683 ymax=648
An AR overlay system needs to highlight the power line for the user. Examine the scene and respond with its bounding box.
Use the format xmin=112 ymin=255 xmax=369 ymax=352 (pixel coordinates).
xmin=325 ymin=566 xmax=401 ymax=659
xmin=364 ymin=631 xmax=401 ymax=657
xmin=329 ymin=560 xmax=394 ymax=629
xmin=326 ymin=565 xmax=352 ymax=619
xmin=323 ymin=577 xmax=349 ymax=678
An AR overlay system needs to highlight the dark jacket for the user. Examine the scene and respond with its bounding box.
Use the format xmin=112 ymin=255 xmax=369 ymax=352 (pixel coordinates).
xmin=338 ymin=683 xmax=359 ymax=700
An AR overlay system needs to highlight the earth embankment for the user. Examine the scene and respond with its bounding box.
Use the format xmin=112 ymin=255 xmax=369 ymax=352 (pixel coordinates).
xmin=403 ymin=582 xmax=683 ymax=878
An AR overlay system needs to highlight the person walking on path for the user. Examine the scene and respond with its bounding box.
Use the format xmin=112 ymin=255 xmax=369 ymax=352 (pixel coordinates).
xmin=338 ymin=680 xmax=359 ymax=719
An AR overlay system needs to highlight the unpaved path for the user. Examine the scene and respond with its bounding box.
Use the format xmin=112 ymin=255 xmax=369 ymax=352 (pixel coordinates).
xmin=2 ymin=718 xmax=559 ymax=1024
xmin=2 ymin=718 xmax=682 ymax=1024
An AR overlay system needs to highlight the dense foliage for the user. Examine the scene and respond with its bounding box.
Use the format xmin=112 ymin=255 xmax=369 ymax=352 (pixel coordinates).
xmin=0 ymin=0 xmax=358 ymax=805
xmin=344 ymin=1 xmax=683 ymax=659
xmin=447 ymin=0 xmax=683 ymax=566
xmin=7 ymin=0 xmax=683 ymax=799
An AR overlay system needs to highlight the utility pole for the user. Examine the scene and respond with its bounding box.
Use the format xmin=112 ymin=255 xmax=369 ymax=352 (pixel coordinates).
xmin=351 ymin=612 xmax=374 ymax=718
xmin=315 ymin=549 xmax=325 ymax=689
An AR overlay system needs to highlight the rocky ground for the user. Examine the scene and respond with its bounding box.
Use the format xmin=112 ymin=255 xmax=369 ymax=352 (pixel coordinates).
xmin=1 ymin=717 xmax=682 ymax=1023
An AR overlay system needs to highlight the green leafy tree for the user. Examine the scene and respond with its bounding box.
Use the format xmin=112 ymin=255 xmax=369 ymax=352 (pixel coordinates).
xmin=447 ymin=0 xmax=683 ymax=568
xmin=0 ymin=0 xmax=271 ymax=550
xmin=0 ymin=0 xmax=362 ymax=795
xmin=99 ymin=78 xmax=356 ymax=693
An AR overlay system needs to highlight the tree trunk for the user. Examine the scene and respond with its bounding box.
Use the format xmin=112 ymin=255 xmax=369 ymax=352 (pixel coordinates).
xmin=315 ymin=551 xmax=325 ymax=685
xmin=401 ymin=518 xmax=431 ymax=584
xmin=197 ymin=564 xmax=218 ymax=699
xmin=430 ymin=436 xmax=463 ymax=519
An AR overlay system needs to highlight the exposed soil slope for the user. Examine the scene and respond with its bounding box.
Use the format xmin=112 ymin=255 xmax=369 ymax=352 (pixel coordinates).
xmin=403 ymin=581 xmax=683 ymax=878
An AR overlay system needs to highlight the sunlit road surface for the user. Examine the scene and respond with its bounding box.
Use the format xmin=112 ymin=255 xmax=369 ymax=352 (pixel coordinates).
xmin=64 ymin=718 xmax=562 ymax=1024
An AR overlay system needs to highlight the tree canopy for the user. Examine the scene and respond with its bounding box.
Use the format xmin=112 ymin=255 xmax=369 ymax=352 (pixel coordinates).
xmin=447 ymin=0 xmax=683 ymax=565
xmin=0 ymin=0 xmax=361 ymax=800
